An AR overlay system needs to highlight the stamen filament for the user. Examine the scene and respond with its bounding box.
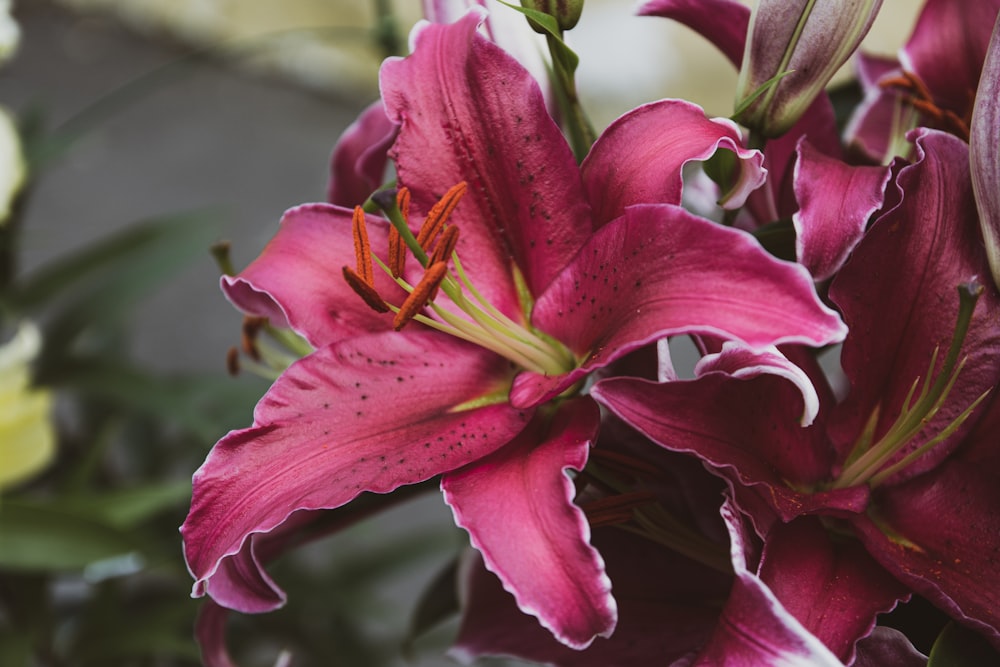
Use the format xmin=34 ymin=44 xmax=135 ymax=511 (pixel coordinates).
xmin=869 ymin=387 xmax=992 ymax=486
xmin=451 ymin=254 xmax=577 ymax=370
xmin=427 ymin=300 xmax=567 ymax=374
xmin=833 ymin=282 xmax=984 ymax=488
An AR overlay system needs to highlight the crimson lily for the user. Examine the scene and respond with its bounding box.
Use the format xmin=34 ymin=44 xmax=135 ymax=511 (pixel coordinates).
xmin=595 ymin=129 xmax=1000 ymax=649
xmin=182 ymin=8 xmax=845 ymax=649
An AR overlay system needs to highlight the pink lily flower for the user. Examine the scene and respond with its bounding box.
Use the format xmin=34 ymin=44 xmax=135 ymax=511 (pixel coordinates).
xmin=182 ymin=9 xmax=845 ymax=649
xmin=596 ymin=129 xmax=1000 ymax=649
xmin=845 ymin=0 xmax=1000 ymax=163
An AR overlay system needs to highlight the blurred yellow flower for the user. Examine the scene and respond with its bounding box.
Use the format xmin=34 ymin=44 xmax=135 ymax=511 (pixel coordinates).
xmin=0 ymin=322 xmax=55 ymax=490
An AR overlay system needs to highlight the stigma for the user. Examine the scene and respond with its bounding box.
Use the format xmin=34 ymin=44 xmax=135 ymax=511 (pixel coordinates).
xmin=343 ymin=183 xmax=576 ymax=377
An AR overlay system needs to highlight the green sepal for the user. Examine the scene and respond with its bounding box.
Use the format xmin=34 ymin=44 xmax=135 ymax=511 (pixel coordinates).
xmin=733 ymin=69 xmax=797 ymax=119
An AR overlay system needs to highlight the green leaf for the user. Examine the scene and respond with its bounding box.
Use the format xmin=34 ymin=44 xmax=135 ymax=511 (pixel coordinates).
xmin=10 ymin=212 xmax=213 ymax=309
xmin=404 ymin=557 xmax=460 ymax=656
xmin=928 ymin=622 xmax=1000 ymax=666
xmin=65 ymin=480 xmax=192 ymax=529
xmin=733 ymin=68 xmax=797 ymax=118
xmin=45 ymin=358 xmax=264 ymax=443
xmin=9 ymin=213 xmax=219 ymax=363
xmin=497 ymin=1 xmax=579 ymax=74
xmin=0 ymin=501 xmax=141 ymax=571
xmin=0 ymin=631 xmax=33 ymax=666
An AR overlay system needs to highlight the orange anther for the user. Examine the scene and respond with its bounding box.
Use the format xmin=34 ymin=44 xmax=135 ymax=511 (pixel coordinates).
xmin=416 ymin=181 xmax=467 ymax=252
xmin=396 ymin=186 xmax=411 ymax=223
xmin=429 ymin=225 xmax=460 ymax=267
xmin=388 ymin=226 xmax=406 ymax=279
xmin=351 ymin=206 xmax=375 ymax=286
xmin=393 ymin=261 xmax=448 ymax=330
xmin=343 ymin=266 xmax=390 ymax=313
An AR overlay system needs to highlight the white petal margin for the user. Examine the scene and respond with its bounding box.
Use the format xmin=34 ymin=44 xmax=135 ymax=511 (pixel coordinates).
xmin=717 ymin=498 xmax=845 ymax=667
xmin=693 ymin=342 xmax=821 ymax=426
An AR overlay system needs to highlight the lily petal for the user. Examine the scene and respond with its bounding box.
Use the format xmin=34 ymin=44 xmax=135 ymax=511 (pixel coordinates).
xmin=844 ymin=53 xmax=919 ymax=163
xmin=970 ymin=13 xmax=1000 ymax=291
xmin=853 ymin=627 xmax=927 ymax=667
xmin=326 ymin=100 xmax=398 ymax=208
xmin=901 ymin=0 xmax=1000 ymax=116
xmin=442 ymin=398 xmax=614 ymax=649
xmin=451 ymin=528 xmax=728 ymax=666
xmin=380 ymin=10 xmax=592 ymax=306
xmin=592 ymin=372 xmax=869 ymax=522
xmin=793 ymin=138 xmax=891 ymax=281
xmin=850 ymin=394 xmax=1000 ymax=648
xmin=638 ymin=0 xmax=750 ymax=68
xmin=692 ymin=500 xmax=845 ymax=666
xmin=182 ymin=331 xmax=530 ymax=612
xmin=581 ymin=99 xmax=765 ymax=226
xmin=221 ymin=204 xmax=404 ymax=347
xmin=757 ymin=517 xmax=908 ymax=664
xmin=513 ymin=204 xmax=846 ymax=408
xmin=828 ymin=130 xmax=1000 ymax=479
xmin=694 ymin=341 xmax=820 ymax=426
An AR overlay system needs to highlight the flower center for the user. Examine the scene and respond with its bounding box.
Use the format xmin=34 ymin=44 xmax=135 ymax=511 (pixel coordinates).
xmin=831 ymin=282 xmax=990 ymax=489
xmin=879 ymin=71 xmax=971 ymax=142
xmin=343 ymin=183 xmax=576 ymax=377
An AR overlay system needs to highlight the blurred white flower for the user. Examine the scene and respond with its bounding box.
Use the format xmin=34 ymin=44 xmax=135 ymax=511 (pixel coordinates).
xmin=0 ymin=0 xmax=19 ymax=63
xmin=0 ymin=106 xmax=25 ymax=225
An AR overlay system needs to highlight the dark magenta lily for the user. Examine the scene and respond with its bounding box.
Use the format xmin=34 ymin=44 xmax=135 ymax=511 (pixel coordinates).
xmin=845 ymin=0 xmax=1000 ymax=162
xmin=595 ymin=129 xmax=1000 ymax=649
xmin=182 ymin=8 xmax=846 ymax=649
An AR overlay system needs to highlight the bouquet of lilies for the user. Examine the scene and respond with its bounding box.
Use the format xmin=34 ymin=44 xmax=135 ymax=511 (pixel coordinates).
xmin=181 ymin=1 xmax=1000 ymax=664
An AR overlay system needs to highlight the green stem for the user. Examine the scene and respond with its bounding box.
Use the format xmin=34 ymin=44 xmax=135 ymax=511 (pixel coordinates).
xmin=545 ymin=33 xmax=595 ymax=162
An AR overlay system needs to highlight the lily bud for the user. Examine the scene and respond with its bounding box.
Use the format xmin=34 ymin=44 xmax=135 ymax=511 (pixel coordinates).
xmin=734 ymin=0 xmax=883 ymax=138
xmin=970 ymin=14 xmax=1000 ymax=292
xmin=520 ymin=0 xmax=584 ymax=32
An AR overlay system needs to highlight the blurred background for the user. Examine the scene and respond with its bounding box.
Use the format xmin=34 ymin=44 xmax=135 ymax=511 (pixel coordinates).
xmin=0 ymin=1 xmax=922 ymax=665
